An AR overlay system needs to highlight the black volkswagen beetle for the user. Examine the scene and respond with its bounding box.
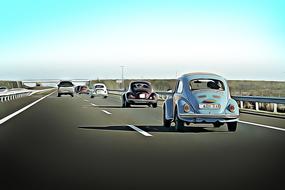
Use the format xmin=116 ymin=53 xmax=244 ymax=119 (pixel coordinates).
xmin=122 ymin=81 xmax=158 ymax=108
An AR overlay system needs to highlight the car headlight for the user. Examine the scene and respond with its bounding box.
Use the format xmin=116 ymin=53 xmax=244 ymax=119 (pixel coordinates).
xmin=183 ymin=103 xmax=190 ymax=113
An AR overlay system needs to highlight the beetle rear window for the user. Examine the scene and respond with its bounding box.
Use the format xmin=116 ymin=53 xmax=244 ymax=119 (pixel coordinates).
xmin=189 ymin=79 xmax=225 ymax=91
xmin=95 ymin=85 xmax=105 ymax=88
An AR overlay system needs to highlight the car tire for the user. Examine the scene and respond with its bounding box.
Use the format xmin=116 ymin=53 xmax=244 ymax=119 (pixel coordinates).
xmin=213 ymin=122 xmax=223 ymax=128
xmin=122 ymin=96 xmax=130 ymax=108
xmin=227 ymin=122 xmax=237 ymax=132
xmin=104 ymin=96 xmax=108 ymax=99
xmin=175 ymin=110 xmax=185 ymax=132
xmin=71 ymin=94 xmax=74 ymax=97
xmin=58 ymin=93 xmax=61 ymax=97
xmin=91 ymin=95 xmax=94 ymax=98
xmin=152 ymin=103 xmax=158 ymax=108
xmin=163 ymin=107 xmax=171 ymax=128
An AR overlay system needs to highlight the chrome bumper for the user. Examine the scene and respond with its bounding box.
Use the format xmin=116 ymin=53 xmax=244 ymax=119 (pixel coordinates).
xmin=179 ymin=113 xmax=239 ymax=119
xmin=126 ymin=98 xmax=157 ymax=104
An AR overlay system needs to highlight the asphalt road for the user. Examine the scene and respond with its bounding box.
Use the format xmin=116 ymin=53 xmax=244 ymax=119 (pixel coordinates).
xmin=0 ymin=91 xmax=284 ymax=190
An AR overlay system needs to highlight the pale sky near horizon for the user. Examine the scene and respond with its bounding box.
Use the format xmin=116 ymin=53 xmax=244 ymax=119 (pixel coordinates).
xmin=0 ymin=0 xmax=284 ymax=81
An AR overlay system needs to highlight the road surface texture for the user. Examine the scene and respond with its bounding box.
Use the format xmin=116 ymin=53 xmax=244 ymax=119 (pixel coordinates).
xmin=0 ymin=91 xmax=284 ymax=190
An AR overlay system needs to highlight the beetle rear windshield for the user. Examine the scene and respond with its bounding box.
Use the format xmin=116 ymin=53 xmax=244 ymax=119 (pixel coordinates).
xmin=189 ymin=79 xmax=225 ymax=91
xmin=58 ymin=81 xmax=73 ymax=87
xmin=95 ymin=85 xmax=105 ymax=88
xmin=131 ymin=82 xmax=151 ymax=92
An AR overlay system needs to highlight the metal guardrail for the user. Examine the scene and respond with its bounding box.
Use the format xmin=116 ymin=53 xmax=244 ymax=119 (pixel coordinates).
xmin=0 ymin=89 xmax=32 ymax=102
xmin=109 ymin=90 xmax=285 ymax=114
xmin=232 ymin=96 xmax=285 ymax=104
xmin=0 ymin=88 xmax=54 ymax=103
xmin=232 ymin=96 xmax=285 ymax=113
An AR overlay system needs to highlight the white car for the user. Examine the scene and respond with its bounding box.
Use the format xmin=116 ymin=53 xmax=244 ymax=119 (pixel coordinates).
xmin=90 ymin=83 xmax=108 ymax=98
xmin=0 ymin=86 xmax=8 ymax=93
xmin=57 ymin=81 xmax=75 ymax=97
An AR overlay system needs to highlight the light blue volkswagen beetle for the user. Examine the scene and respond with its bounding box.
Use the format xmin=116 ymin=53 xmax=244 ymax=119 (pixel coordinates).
xmin=163 ymin=72 xmax=239 ymax=132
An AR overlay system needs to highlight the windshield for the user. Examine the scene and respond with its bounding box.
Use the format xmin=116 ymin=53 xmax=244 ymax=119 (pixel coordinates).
xmin=190 ymin=79 xmax=225 ymax=91
xmin=58 ymin=81 xmax=74 ymax=87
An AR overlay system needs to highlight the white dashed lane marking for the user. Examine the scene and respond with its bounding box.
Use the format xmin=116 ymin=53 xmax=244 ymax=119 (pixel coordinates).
xmin=127 ymin=125 xmax=152 ymax=137
xmin=102 ymin=110 xmax=112 ymax=115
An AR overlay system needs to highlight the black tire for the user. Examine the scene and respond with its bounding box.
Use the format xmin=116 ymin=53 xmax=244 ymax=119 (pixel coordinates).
xmin=152 ymin=103 xmax=158 ymax=108
xmin=91 ymin=96 xmax=94 ymax=99
xmin=57 ymin=93 xmax=61 ymax=97
xmin=163 ymin=107 xmax=171 ymax=128
xmin=122 ymin=96 xmax=130 ymax=108
xmin=213 ymin=122 xmax=223 ymax=128
xmin=71 ymin=94 xmax=74 ymax=97
xmin=227 ymin=122 xmax=237 ymax=132
xmin=104 ymin=96 xmax=108 ymax=99
xmin=175 ymin=110 xmax=185 ymax=132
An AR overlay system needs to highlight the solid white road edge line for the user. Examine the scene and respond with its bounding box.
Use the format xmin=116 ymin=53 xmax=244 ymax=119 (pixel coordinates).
xmin=239 ymin=120 xmax=285 ymax=132
xmin=102 ymin=110 xmax=112 ymax=115
xmin=0 ymin=91 xmax=55 ymax=125
xmin=127 ymin=125 xmax=152 ymax=137
xmin=91 ymin=103 xmax=97 ymax=106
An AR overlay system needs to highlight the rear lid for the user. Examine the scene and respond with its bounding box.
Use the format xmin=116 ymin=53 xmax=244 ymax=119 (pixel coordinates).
xmin=189 ymin=79 xmax=227 ymax=114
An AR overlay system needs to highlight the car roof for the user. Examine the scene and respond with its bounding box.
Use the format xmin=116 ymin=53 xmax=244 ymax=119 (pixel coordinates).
xmin=180 ymin=72 xmax=226 ymax=81
xmin=94 ymin=83 xmax=106 ymax=86
xmin=182 ymin=72 xmax=222 ymax=78
xmin=130 ymin=81 xmax=151 ymax=84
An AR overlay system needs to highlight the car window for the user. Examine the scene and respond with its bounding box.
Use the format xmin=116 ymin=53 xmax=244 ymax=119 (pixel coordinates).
xmin=176 ymin=80 xmax=183 ymax=93
xmin=131 ymin=82 xmax=151 ymax=92
xmin=190 ymin=79 xmax=225 ymax=91
xmin=59 ymin=81 xmax=73 ymax=87
xmin=95 ymin=85 xmax=105 ymax=88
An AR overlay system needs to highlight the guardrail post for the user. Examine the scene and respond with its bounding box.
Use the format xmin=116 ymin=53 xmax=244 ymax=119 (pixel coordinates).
xmin=240 ymin=101 xmax=243 ymax=109
xmin=273 ymin=103 xmax=278 ymax=113
xmin=255 ymin=102 xmax=259 ymax=111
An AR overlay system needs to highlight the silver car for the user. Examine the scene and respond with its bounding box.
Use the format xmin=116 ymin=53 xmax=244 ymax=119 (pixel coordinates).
xmin=57 ymin=81 xmax=74 ymax=97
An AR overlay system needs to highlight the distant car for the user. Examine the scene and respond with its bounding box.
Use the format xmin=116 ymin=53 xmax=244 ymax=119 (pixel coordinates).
xmin=78 ymin=85 xmax=89 ymax=94
xmin=122 ymin=81 xmax=158 ymax=108
xmin=163 ymin=73 xmax=239 ymax=132
xmin=0 ymin=86 xmax=8 ymax=93
xmin=57 ymin=81 xmax=74 ymax=97
xmin=90 ymin=83 xmax=108 ymax=98
xmin=74 ymin=86 xmax=82 ymax=93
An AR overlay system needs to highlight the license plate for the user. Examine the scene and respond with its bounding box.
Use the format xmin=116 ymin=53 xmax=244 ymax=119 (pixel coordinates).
xmin=199 ymin=104 xmax=220 ymax=109
xmin=139 ymin=94 xmax=146 ymax=98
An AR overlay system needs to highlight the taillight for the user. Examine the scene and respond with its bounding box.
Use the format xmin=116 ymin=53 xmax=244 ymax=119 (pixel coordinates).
xmin=149 ymin=94 xmax=156 ymax=100
xmin=183 ymin=104 xmax=190 ymax=113
xmin=228 ymin=104 xmax=235 ymax=112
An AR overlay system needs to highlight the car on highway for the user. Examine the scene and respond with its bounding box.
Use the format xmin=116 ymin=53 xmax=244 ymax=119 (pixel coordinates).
xmin=78 ymin=85 xmax=90 ymax=94
xmin=90 ymin=83 xmax=108 ymax=98
xmin=122 ymin=81 xmax=158 ymax=108
xmin=163 ymin=72 xmax=239 ymax=132
xmin=0 ymin=86 xmax=8 ymax=93
xmin=57 ymin=81 xmax=75 ymax=97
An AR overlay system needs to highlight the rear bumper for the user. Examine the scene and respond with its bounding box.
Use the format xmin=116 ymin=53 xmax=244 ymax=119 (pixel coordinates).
xmin=179 ymin=113 xmax=239 ymax=123
xmin=126 ymin=98 xmax=157 ymax=105
xmin=91 ymin=92 xmax=108 ymax=96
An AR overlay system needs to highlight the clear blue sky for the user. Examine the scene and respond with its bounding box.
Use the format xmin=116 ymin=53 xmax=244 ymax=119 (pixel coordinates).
xmin=0 ymin=0 xmax=284 ymax=80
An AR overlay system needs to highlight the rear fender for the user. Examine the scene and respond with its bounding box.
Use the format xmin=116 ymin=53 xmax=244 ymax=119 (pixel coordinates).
xmin=164 ymin=98 xmax=174 ymax=120
xmin=225 ymin=98 xmax=240 ymax=115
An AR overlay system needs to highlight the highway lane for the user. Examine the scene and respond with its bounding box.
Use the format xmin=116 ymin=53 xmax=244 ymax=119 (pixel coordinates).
xmin=0 ymin=93 xmax=284 ymax=190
